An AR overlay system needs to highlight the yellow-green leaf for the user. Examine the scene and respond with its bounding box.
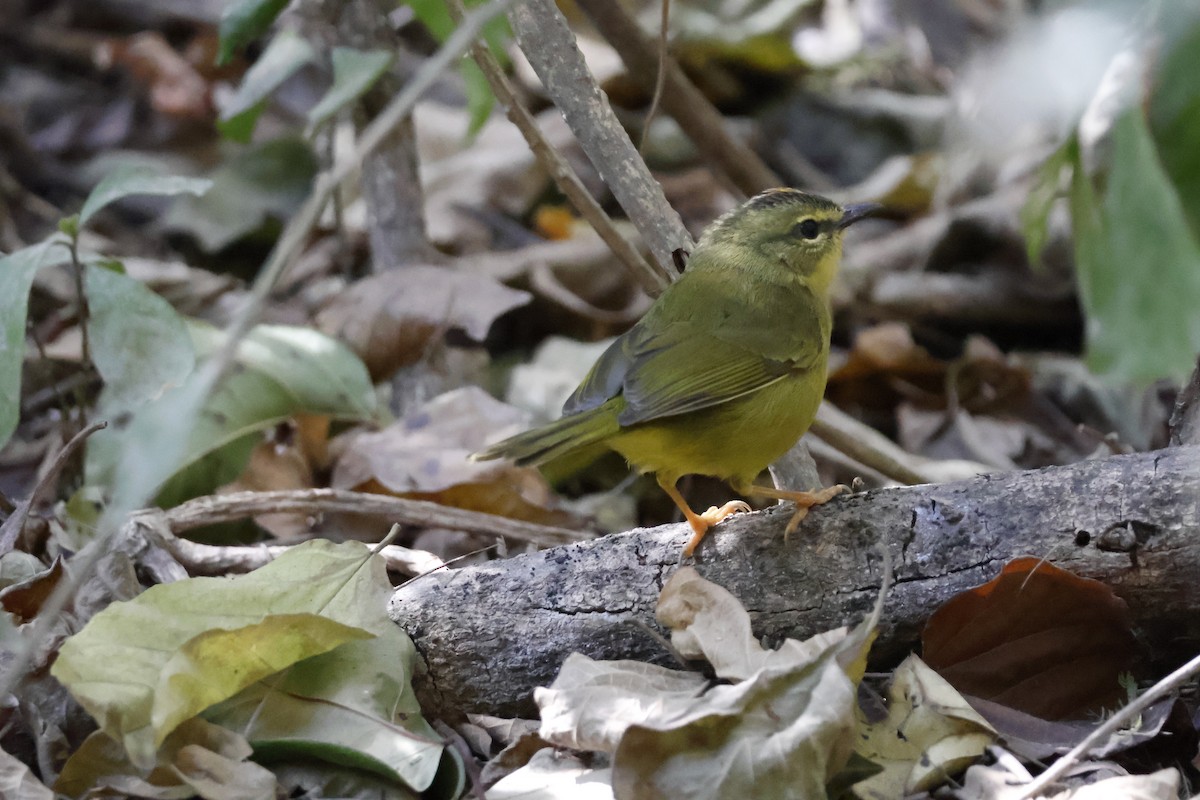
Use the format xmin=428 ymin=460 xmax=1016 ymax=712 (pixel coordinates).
xmin=52 ymin=540 xmax=382 ymax=769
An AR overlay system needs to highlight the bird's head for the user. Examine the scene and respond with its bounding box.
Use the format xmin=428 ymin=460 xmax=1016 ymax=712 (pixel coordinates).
xmin=698 ymin=188 xmax=878 ymax=294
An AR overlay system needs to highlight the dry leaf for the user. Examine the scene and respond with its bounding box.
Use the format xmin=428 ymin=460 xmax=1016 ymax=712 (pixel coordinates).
xmin=656 ymin=565 xmax=851 ymax=682
xmin=923 ymin=557 xmax=1136 ymax=719
xmin=487 ymin=749 xmax=614 ymax=800
xmin=220 ymin=415 xmax=330 ymax=538
xmin=97 ymin=32 xmax=212 ymax=119
xmin=316 ymin=266 xmax=531 ymax=381
xmin=965 ymin=695 xmax=1177 ymax=762
xmin=332 ymin=387 xmax=576 ymax=527
xmin=959 ymin=762 xmax=1180 ymax=800
xmin=536 ymin=655 xmax=708 ymax=753
xmin=533 ymin=569 xmax=873 ymax=800
xmin=0 ymin=557 xmax=64 ymax=624
xmin=853 ymin=655 xmax=995 ymax=799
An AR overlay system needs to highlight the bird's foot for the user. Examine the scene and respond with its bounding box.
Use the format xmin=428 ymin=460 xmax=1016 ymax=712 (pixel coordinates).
xmin=681 ymin=500 xmax=752 ymax=558
xmin=782 ymin=484 xmax=849 ymax=538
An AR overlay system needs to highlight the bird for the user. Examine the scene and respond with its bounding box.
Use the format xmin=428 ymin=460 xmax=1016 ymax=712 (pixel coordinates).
xmin=474 ymin=188 xmax=878 ymax=557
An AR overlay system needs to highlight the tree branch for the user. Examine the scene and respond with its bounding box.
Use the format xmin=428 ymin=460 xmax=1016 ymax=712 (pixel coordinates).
xmin=508 ymin=0 xmax=686 ymax=284
xmin=390 ymin=445 xmax=1200 ymax=718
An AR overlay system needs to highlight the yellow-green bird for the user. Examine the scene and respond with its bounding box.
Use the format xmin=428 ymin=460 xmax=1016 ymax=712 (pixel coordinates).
xmin=474 ymin=189 xmax=877 ymax=557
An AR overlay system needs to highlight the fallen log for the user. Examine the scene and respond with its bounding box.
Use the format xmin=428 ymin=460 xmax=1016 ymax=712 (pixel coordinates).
xmin=389 ymin=446 xmax=1200 ymax=719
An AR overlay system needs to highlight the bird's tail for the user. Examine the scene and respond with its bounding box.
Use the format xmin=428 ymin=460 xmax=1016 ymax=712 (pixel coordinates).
xmin=472 ymin=403 xmax=620 ymax=467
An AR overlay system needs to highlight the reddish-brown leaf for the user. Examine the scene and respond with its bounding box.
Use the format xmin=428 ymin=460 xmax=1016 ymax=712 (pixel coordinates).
xmin=922 ymin=557 xmax=1136 ymax=720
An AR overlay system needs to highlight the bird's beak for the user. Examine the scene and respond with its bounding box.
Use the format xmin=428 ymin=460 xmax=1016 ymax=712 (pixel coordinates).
xmin=837 ymin=203 xmax=882 ymax=229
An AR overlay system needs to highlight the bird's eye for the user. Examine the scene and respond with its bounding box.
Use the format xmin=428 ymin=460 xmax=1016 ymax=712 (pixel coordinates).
xmin=792 ymin=218 xmax=820 ymax=240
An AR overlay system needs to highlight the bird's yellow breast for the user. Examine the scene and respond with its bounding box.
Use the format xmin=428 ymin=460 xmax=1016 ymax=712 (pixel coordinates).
xmin=607 ymin=360 xmax=827 ymax=486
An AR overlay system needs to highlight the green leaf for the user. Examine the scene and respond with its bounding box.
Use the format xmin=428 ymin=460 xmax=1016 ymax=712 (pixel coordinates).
xmin=407 ymin=0 xmax=454 ymax=39
xmin=86 ymin=322 xmax=376 ymax=509
xmin=308 ymin=47 xmax=394 ymax=129
xmin=86 ymin=263 xmax=196 ymax=412
xmin=219 ymin=29 xmax=315 ymax=142
xmin=57 ymin=214 xmax=79 ymax=238
xmin=163 ymin=137 xmax=317 ymax=252
xmin=218 ymin=0 xmax=291 ymax=65
xmin=78 ymin=167 xmax=212 ymax=229
xmin=93 ymin=368 xmax=217 ymax=526
xmin=407 ymin=0 xmax=507 ymax=136
xmin=1069 ymin=109 xmax=1200 ymax=381
xmin=0 ymin=238 xmax=63 ymax=451
xmin=207 ymin=600 xmax=460 ymax=794
xmin=1019 ymin=139 xmax=1073 ymax=270
xmin=1150 ymin=21 xmax=1200 ymax=240
xmin=463 ymin=60 xmax=494 ymax=136
xmin=51 ymin=540 xmax=387 ymax=769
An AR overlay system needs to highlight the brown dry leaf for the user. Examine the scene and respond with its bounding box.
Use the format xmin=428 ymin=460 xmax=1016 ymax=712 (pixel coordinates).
xmin=536 ymin=654 xmax=709 ymax=753
xmin=315 ymin=266 xmax=531 ymax=381
xmin=332 ymin=387 xmax=575 ymax=527
xmin=828 ymin=325 xmax=1032 ymax=422
xmin=0 ymin=557 xmax=63 ymax=624
xmin=610 ymin=632 xmax=861 ymax=800
xmin=220 ymin=415 xmax=330 ymax=538
xmin=826 ymin=322 xmax=946 ymax=415
xmin=97 ymin=32 xmax=212 ymax=120
xmin=853 ymin=655 xmax=995 ymax=799
xmin=923 ymin=557 xmax=1136 ymax=720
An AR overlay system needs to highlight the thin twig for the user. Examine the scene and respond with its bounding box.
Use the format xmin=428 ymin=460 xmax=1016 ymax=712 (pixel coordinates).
xmin=637 ymin=0 xmax=671 ymax=154
xmin=572 ymin=0 xmax=781 ymax=197
xmin=811 ymin=403 xmax=940 ymax=486
xmin=445 ymin=0 xmax=666 ymax=295
xmin=66 ymin=234 xmax=92 ymax=371
xmin=1016 ymin=650 xmax=1200 ymax=799
xmin=0 ymin=421 xmax=107 ymax=556
xmin=162 ymin=488 xmax=592 ymax=548
xmin=508 ymin=0 xmax=691 ymax=278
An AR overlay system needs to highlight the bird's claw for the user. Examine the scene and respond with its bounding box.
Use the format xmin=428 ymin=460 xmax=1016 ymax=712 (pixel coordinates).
xmin=700 ymin=500 xmax=752 ymax=525
xmin=783 ymin=484 xmax=849 ymax=538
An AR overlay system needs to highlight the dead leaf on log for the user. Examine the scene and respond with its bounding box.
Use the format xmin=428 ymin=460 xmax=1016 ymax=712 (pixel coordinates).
xmin=530 ymin=568 xmax=875 ymax=799
xmin=923 ymin=556 xmax=1137 ymax=720
xmin=316 ymin=266 xmax=531 ymax=381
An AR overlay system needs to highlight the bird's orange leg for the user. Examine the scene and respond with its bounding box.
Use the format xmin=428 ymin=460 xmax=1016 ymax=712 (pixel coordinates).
xmin=736 ymin=483 xmax=849 ymax=538
xmin=658 ymin=477 xmax=751 ymax=558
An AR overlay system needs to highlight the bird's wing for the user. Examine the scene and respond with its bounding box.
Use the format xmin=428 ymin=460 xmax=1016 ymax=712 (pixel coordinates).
xmin=563 ymin=271 xmax=827 ymax=425
xmin=563 ymin=317 xmax=820 ymax=425
xmin=615 ymin=323 xmax=804 ymax=425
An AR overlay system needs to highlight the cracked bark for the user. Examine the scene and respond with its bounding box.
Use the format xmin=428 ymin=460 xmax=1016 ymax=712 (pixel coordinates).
xmin=389 ymin=445 xmax=1200 ymax=719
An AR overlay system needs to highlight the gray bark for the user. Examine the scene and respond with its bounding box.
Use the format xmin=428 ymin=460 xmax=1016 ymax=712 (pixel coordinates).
xmin=390 ymin=446 xmax=1200 ymax=719
xmin=508 ymin=0 xmax=687 ymax=285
